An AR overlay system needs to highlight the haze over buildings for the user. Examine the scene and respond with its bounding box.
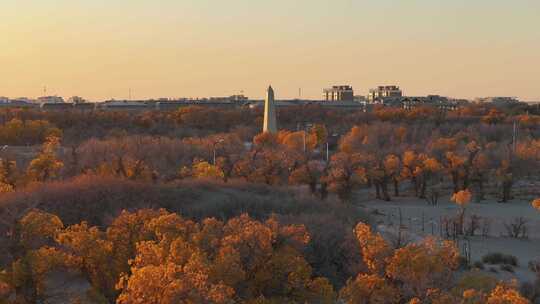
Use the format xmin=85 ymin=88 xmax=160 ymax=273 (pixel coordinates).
xmin=1 ymin=0 xmax=539 ymax=101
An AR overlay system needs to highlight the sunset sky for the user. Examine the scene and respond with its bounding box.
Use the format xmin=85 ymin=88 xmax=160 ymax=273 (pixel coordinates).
xmin=1 ymin=0 xmax=539 ymax=101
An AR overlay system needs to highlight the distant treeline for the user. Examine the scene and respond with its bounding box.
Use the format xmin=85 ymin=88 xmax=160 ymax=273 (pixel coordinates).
xmin=0 ymin=102 xmax=538 ymax=145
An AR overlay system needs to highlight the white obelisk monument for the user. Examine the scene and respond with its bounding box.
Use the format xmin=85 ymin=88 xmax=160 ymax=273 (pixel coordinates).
xmin=263 ymin=86 xmax=277 ymax=133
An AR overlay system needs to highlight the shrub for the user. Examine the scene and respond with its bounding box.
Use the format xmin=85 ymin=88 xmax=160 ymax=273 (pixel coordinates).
xmin=528 ymin=258 xmax=540 ymax=273
xmin=453 ymin=270 xmax=498 ymax=295
xmin=473 ymin=261 xmax=485 ymax=270
xmin=500 ymin=264 xmax=515 ymax=273
xmin=457 ymin=256 xmax=470 ymax=270
xmin=482 ymin=252 xmax=518 ymax=266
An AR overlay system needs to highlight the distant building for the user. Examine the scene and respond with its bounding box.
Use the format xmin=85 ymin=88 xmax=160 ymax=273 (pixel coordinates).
xmin=323 ymin=85 xmax=354 ymax=101
xmin=37 ymin=96 xmax=64 ymax=104
xmin=68 ymin=96 xmax=87 ymax=104
xmin=368 ymin=86 xmax=403 ymax=103
xmin=40 ymin=103 xmax=73 ymax=110
xmin=228 ymin=95 xmax=249 ymax=102
xmin=474 ymin=97 xmax=521 ymax=105
xmin=0 ymin=100 xmax=36 ymax=108
xmin=12 ymin=97 xmax=34 ymax=104
xmin=354 ymin=95 xmax=367 ymax=103
xmin=247 ymin=99 xmax=364 ymax=111
xmin=401 ymin=95 xmax=464 ymax=111
xmin=73 ymin=103 xmax=96 ymax=111
xmin=100 ymin=100 xmax=150 ymax=111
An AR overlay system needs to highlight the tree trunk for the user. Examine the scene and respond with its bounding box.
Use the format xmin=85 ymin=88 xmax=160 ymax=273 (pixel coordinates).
xmin=381 ymin=182 xmax=391 ymax=201
xmin=412 ymin=177 xmax=419 ymax=197
xmin=501 ymin=180 xmax=512 ymax=203
xmin=309 ymin=181 xmax=317 ymax=194
xmin=419 ymin=179 xmax=427 ymax=199
xmin=320 ymin=182 xmax=328 ymax=200
xmin=451 ymin=171 xmax=460 ymax=193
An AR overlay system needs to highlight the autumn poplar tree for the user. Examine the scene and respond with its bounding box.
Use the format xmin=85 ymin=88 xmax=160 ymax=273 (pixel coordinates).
xmin=26 ymin=135 xmax=64 ymax=182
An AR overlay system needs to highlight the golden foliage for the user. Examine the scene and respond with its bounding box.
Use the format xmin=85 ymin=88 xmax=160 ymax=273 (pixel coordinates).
xmin=423 ymin=157 xmax=442 ymax=173
xmin=452 ymin=189 xmax=472 ymax=207
xmin=532 ymin=198 xmax=540 ymax=211
xmin=0 ymin=182 xmax=14 ymax=193
xmin=277 ymin=130 xmax=317 ymax=151
xmin=354 ymin=223 xmax=392 ymax=274
xmin=0 ymin=279 xmax=11 ymax=301
xmin=454 ymin=271 xmax=498 ymax=297
xmin=515 ymin=140 xmax=540 ymax=161
xmin=482 ymin=109 xmax=506 ymax=124
xmin=310 ymin=124 xmax=328 ymax=146
xmin=517 ymin=114 xmax=540 ymax=128
xmin=384 ymin=154 xmax=401 ymax=174
xmin=0 ymin=118 xmax=62 ymax=145
xmin=115 ymin=212 xmax=334 ymax=303
xmin=5 ymin=207 xmax=533 ymax=304
xmin=11 ymin=247 xmax=74 ymax=301
xmin=385 ymin=237 xmax=459 ymax=298
xmin=402 ymin=151 xmax=418 ymax=169
xmin=0 ymin=159 xmax=17 ymax=192
xmin=486 ymin=283 xmax=530 ymax=304
xmin=425 ymin=288 xmax=457 ymax=304
xmin=431 ymin=138 xmax=458 ymax=153
xmin=446 ymin=152 xmax=466 ymax=169
xmin=193 ymin=161 xmax=225 ymax=179
xmin=253 ymin=132 xmax=278 ymax=148
xmin=340 ymin=274 xmax=400 ymax=304
xmin=26 ymin=135 xmax=64 ymax=182
xmin=18 ymin=210 xmax=64 ymax=250
xmin=339 ymin=125 xmax=367 ymax=153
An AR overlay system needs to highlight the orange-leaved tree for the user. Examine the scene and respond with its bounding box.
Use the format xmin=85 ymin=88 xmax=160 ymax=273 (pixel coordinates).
xmin=116 ymin=212 xmax=335 ymax=304
xmin=451 ymin=189 xmax=472 ymax=235
xmin=26 ymin=135 xmax=64 ymax=182
xmin=532 ymin=198 xmax=540 ymax=211
xmin=385 ymin=238 xmax=459 ymax=299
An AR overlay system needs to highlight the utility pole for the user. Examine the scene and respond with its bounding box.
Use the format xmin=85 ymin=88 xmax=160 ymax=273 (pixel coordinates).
xmin=512 ymin=120 xmax=518 ymax=153
xmin=326 ymin=142 xmax=329 ymax=162
xmin=213 ymin=138 xmax=224 ymax=165
xmin=303 ymin=130 xmax=306 ymax=153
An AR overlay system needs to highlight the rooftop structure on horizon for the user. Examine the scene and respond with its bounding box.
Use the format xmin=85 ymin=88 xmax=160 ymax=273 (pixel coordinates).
xmin=323 ymin=85 xmax=354 ymax=102
xmin=68 ymin=96 xmax=87 ymax=104
xmin=368 ymin=85 xmax=403 ymax=103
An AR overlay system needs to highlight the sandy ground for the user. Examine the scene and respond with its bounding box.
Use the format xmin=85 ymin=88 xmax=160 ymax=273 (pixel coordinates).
xmin=359 ymin=195 xmax=540 ymax=283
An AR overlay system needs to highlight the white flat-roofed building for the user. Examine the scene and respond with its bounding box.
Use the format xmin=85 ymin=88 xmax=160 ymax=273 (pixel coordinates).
xmin=368 ymin=85 xmax=403 ymax=103
xmin=323 ymin=85 xmax=354 ymax=101
xmin=68 ymin=96 xmax=87 ymax=104
xmin=37 ymin=96 xmax=65 ymax=104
